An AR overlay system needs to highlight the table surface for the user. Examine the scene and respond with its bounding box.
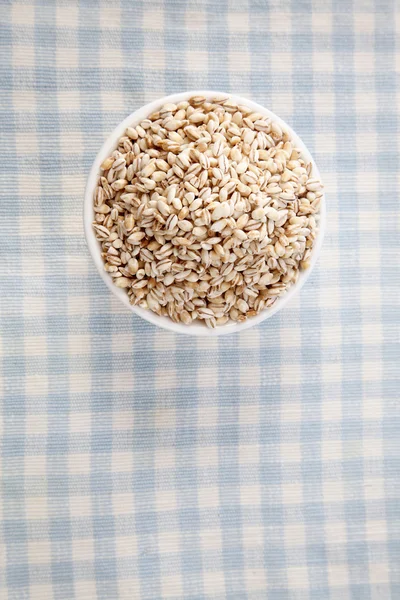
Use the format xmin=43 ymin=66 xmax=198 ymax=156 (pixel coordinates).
xmin=1 ymin=1 xmax=399 ymax=599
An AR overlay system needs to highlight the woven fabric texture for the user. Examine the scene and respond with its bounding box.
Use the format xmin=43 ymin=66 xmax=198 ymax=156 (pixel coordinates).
xmin=1 ymin=1 xmax=399 ymax=599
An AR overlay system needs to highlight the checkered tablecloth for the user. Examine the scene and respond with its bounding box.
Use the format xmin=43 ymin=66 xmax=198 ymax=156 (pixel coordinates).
xmin=1 ymin=1 xmax=399 ymax=599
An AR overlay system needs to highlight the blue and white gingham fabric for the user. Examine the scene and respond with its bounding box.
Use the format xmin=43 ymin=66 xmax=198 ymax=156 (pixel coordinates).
xmin=1 ymin=1 xmax=399 ymax=599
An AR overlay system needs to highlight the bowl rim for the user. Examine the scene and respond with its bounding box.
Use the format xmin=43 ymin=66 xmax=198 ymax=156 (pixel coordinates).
xmin=84 ymin=90 xmax=326 ymax=337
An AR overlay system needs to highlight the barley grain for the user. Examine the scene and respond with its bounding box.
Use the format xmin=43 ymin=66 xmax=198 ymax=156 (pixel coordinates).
xmin=93 ymin=95 xmax=323 ymax=327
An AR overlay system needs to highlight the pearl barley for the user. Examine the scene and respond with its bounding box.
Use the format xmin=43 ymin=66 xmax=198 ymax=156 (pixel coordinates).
xmin=93 ymin=96 xmax=323 ymax=327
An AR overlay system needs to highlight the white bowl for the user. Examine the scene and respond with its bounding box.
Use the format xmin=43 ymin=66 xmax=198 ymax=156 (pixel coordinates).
xmin=84 ymin=91 xmax=325 ymax=336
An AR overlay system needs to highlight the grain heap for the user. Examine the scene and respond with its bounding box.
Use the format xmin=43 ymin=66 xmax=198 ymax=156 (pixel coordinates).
xmin=93 ymin=95 xmax=323 ymax=328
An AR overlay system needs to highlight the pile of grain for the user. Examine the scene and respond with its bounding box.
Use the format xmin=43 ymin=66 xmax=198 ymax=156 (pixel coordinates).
xmin=93 ymin=95 xmax=323 ymax=328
